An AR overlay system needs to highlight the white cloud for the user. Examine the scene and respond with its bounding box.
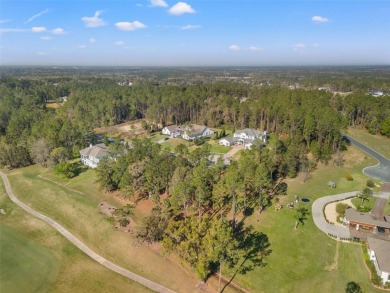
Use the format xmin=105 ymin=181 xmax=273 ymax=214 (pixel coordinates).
xmin=37 ymin=51 xmax=47 ymax=56
xmin=89 ymin=38 xmax=96 ymax=43
xmin=52 ymin=28 xmax=65 ymax=35
xmin=27 ymin=9 xmax=49 ymax=23
xmin=82 ymin=11 xmax=106 ymax=28
xmin=115 ymin=40 xmax=124 ymax=45
xmin=31 ymin=26 xmax=47 ymax=33
xmin=293 ymin=43 xmax=306 ymax=52
xmin=0 ymin=20 xmax=11 ymax=24
xmin=311 ymin=15 xmax=329 ymax=23
xmin=115 ymin=21 xmax=146 ymax=31
xmin=124 ymin=46 xmax=132 ymax=50
xmin=180 ymin=24 xmax=200 ymax=30
xmin=229 ymin=44 xmax=240 ymax=51
xmin=149 ymin=0 xmax=168 ymax=7
xmin=312 ymin=43 xmax=320 ymax=47
xmin=249 ymin=46 xmax=263 ymax=51
xmin=136 ymin=3 xmax=143 ymax=7
xmin=78 ymin=45 xmax=86 ymax=49
xmin=40 ymin=36 xmax=52 ymax=40
xmin=169 ymin=2 xmax=196 ymax=15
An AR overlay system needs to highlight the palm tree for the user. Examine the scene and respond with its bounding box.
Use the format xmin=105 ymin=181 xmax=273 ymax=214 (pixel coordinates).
xmin=294 ymin=205 xmax=310 ymax=229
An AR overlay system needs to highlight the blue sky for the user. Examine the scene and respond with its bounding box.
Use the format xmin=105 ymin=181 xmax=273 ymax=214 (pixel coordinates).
xmin=1 ymin=0 xmax=389 ymax=66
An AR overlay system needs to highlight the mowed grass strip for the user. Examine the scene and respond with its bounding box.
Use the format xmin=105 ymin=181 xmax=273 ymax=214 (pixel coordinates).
xmin=0 ymin=177 xmax=151 ymax=293
xmin=0 ymin=224 xmax=59 ymax=293
xmin=347 ymin=127 xmax=390 ymax=159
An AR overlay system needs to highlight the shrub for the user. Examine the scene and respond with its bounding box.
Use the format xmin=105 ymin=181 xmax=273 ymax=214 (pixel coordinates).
xmin=336 ymin=203 xmax=349 ymax=216
xmin=54 ymin=162 xmax=76 ymax=178
xmin=345 ymin=173 xmax=354 ymax=181
xmin=366 ymin=179 xmax=375 ymax=188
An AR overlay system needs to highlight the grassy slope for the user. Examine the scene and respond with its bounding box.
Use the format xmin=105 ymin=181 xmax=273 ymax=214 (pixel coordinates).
xmin=347 ymin=127 xmax=390 ymax=159
xmin=0 ymin=179 xmax=150 ymax=293
xmin=2 ymin=166 xmax=207 ymax=293
xmin=384 ymin=199 xmax=390 ymax=215
xmin=225 ymin=145 xmax=385 ymax=293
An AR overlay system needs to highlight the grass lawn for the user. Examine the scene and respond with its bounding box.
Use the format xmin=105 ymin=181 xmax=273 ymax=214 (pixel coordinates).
xmin=384 ymin=198 xmax=390 ymax=215
xmin=1 ymin=166 xmax=208 ymax=293
xmin=149 ymin=133 xmax=166 ymax=143
xmin=222 ymin=145 xmax=385 ymax=293
xmin=0 ymin=225 xmax=59 ymax=293
xmin=0 ymin=178 xmax=151 ymax=293
xmin=347 ymin=127 xmax=390 ymax=159
xmin=351 ymin=196 xmax=377 ymax=211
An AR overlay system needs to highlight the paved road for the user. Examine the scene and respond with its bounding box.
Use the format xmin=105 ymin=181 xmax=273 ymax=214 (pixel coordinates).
xmin=311 ymin=192 xmax=357 ymax=238
xmin=371 ymin=198 xmax=387 ymax=220
xmin=344 ymin=135 xmax=390 ymax=183
xmin=0 ymin=171 xmax=176 ymax=293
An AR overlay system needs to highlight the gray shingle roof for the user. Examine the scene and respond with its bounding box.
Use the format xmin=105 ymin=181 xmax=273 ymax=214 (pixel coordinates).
xmin=345 ymin=209 xmax=390 ymax=229
xmin=234 ymin=128 xmax=262 ymax=138
xmin=367 ymin=237 xmax=390 ymax=272
xmin=79 ymin=143 xmax=109 ymax=158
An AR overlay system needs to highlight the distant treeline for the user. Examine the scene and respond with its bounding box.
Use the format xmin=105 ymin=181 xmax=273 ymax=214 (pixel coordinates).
xmin=0 ymin=76 xmax=389 ymax=169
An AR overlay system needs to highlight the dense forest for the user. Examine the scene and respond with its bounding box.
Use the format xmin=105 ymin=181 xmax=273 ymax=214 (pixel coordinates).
xmin=1 ymin=68 xmax=389 ymax=284
xmin=1 ymin=72 xmax=389 ymax=170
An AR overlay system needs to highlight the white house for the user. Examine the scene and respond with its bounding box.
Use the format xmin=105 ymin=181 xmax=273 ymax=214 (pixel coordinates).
xmin=182 ymin=125 xmax=214 ymax=140
xmin=367 ymin=237 xmax=390 ymax=284
xmin=219 ymin=129 xmax=267 ymax=149
xmin=79 ymin=143 xmax=109 ymax=168
xmin=162 ymin=125 xmax=183 ymax=137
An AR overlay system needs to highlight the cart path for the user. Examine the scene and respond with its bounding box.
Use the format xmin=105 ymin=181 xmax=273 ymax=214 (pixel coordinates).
xmin=0 ymin=171 xmax=176 ymax=293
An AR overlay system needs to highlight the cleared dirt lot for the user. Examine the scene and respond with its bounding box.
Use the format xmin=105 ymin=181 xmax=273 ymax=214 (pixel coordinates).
xmin=94 ymin=120 xmax=149 ymax=140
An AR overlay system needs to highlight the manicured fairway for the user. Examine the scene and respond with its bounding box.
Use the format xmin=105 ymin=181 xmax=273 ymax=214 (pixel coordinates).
xmin=0 ymin=224 xmax=59 ymax=293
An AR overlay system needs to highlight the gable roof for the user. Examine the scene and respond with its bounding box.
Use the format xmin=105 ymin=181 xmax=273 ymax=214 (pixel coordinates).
xmin=80 ymin=143 xmax=109 ymax=158
xmin=184 ymin=124 xmax=209 ymax=136
xmin=164 ymin=125 xmax=182 ymax=132
xmin=234 ymin=128 xmax=262 ymax=138
xmin=367 ymin=237 xmax=390 ymax=272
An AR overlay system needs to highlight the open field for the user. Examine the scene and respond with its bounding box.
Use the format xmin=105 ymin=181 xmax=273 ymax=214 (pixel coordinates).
xmin=0 ymin=179 xmax=151 ymax=293
xmin=347 ymin=127 xmax=390 ymax=159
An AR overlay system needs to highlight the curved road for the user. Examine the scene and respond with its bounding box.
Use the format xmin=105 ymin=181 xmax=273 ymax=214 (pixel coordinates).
xmin=0 ymin=171 xmax=176 ymax=293
xmin=345 ymin=134 xmax=390 ymax=183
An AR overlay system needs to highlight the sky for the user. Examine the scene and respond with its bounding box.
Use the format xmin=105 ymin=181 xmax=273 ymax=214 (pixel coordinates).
xmin=0 ymin=0 xmax=389 ymax=66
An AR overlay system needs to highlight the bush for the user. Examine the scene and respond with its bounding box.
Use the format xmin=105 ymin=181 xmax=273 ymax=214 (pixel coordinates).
xmin=193 ymin=137 xmax=205 ymax=146
xmin=366 ymin=179 xmax=375 ymax=188
xmin=345 ymin=173 xmax=354 ymax=181
xmin=54 ymin=162 xmax=76 ymax=178
xmin=336 ymin=203 xmax=349 ymax=216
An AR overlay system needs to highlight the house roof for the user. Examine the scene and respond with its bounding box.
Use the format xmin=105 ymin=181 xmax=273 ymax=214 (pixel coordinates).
xmin=220 ymin=137 xmax=240 ymax=144
xmin=367 ymin=237 xmax=390 ymax=272
xmin=185 ymin=124 xmax=209 ymax=136
xmin=234 ymin=128 xmax=262 ymax=138
xmin=80 ymin=143 xmax=109 ymax=158
xmin=345 ymin=209 xmax=390 ymax=229
xmin=164 ymin=125 xmax=182 ymax=132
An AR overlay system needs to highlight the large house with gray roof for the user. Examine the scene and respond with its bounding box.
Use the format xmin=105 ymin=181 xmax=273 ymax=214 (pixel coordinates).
xmin=367 ymin=237 xmax=390 ymax=284
xmin=219 ymin=128 xmax=267 ymax=149
xmin=162 ymin=124 xmax=214 ymax=140
xmin=79 ymin=143 xmax=109 ymax=168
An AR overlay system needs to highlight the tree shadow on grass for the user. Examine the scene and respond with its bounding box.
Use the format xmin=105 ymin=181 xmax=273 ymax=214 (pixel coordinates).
xmin=221 ymin=223 xmax=272 ymax=292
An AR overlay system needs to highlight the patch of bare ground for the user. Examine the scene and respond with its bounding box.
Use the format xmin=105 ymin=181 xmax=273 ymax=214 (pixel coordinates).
xmin=99 ymin=201 xmax=134 ymax=233
xmin=94 ymin=119 xmax=149 ymax=140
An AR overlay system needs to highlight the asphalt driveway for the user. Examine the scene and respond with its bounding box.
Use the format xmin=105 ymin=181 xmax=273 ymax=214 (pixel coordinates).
xmin=345 ymin=135 xmax=390 ymax=183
